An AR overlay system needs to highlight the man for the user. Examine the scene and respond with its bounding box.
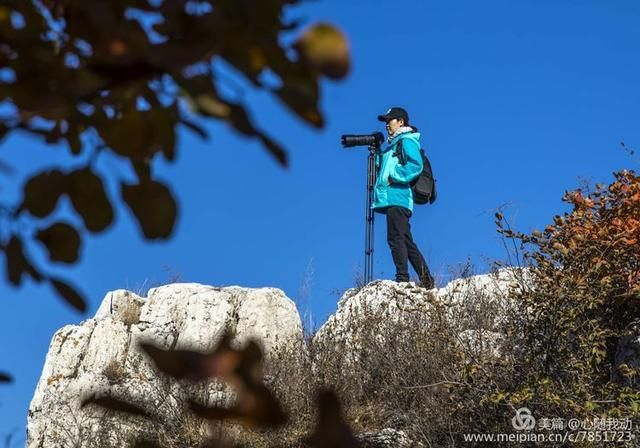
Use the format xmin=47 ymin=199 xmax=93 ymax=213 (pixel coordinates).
xmin=373 ymin=107 xmax=434 ymax=289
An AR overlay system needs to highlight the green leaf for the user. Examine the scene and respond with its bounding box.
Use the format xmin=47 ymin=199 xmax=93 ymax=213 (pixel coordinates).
xmin=189 ymin=399 xmax=287 ymax=428
xmin=4 ymin=236 xmax=43 ymax=286
xmin=257 ymin=133 xmax=288 ymax=168
xmin=294 ymin=23 xmax=350 ymax=80
xmin=5 ymin=237 xmax=25 ymax=286
xmin=150 ymin=106 xmax=177 ymax=162
xmin=0 ymin=122 xmax=10 ymax=143
xmin=179 ymin=118 xmax=208 ymax=140
xmin=66 ymin=121 xmax=83 ymax=155
xmin=96 ymin=102 xmax=177 ymax=162
xmin=22 ymin=170 xmax=67 ymax=218
xmin=227 ymin=104 xmax=289 ymax=167
xmin=121 ymin=180 xmax=177 ymax=239
xmin=67 ymin=168 xmax=114 ymax=233
xmin=50 ymin=277 xmax=87 ymax=313
xmin=307 ymin=390 xmax=359 ymax=448
xmin=132 ymin=160 xmax=151 ymax=184
xmin=194 ymin=94 xmax=232 ymax=119
xmin=276 ymin=82 xmax=323 ymax=129
xmin=36 ymin=222 xmax=81 ymax=264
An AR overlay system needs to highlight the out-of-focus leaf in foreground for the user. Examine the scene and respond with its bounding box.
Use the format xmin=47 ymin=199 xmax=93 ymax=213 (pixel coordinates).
xmin=0 ymin=0 xmax=351 ymax=311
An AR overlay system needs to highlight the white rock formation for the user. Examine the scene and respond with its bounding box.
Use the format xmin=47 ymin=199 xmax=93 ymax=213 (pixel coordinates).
xmin=27 ymin=283 xmax=303 ymax=448
xmin=314 ymin=269 xmax=524 ymax=348
xmin=439 ymin=267 xmax=528 ymax=300
xmin=314 ymin=269 xmax=527 ymax=362
xmin=26 ymin=271 xmax=530 ymax=447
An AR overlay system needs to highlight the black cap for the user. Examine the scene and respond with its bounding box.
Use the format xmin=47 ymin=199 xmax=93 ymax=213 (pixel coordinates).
xmin=377 ymin=107 xmax=409 ymax=124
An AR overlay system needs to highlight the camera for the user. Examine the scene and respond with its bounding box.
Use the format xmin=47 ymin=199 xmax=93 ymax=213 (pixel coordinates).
xmin=341 ymin=132 xmax=384 ymax=148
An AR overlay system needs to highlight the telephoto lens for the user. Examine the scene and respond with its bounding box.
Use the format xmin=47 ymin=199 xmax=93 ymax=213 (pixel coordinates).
xmin=341 ymin=132 xmax=384 ymax=148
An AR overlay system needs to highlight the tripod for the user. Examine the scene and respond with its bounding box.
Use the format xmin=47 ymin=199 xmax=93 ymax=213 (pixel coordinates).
xmin=364 ymin=143 xmax=379 ymax=284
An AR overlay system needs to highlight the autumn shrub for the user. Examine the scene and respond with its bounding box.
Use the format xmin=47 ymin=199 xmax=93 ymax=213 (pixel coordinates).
xmin=494 ymin=169 xmax=640 ymax=425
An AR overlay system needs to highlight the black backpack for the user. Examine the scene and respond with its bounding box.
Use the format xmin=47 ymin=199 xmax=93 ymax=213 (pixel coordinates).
xmin=394 ymin=138 xmax=437 ymax=205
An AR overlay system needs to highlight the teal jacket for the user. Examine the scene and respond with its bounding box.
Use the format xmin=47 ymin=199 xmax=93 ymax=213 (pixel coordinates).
xmin=372 ymin=131 xmax=423 ymax=213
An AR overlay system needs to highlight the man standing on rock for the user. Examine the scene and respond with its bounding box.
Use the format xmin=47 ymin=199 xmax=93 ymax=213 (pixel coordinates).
xmin=372 ymin=107 xmax=434 ymax=289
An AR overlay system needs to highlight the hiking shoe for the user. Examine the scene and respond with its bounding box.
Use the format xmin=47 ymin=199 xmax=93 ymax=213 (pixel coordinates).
xmin=419 ymin=277 xmax=435 ymax=290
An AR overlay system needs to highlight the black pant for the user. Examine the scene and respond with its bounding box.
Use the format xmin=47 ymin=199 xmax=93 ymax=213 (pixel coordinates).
xmin=386 ymin=206 xmax=433 ymax=287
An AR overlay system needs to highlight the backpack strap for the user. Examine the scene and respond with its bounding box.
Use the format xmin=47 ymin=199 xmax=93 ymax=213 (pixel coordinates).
xmin=393 ymin=139 xmax=406 ymax=165
xmin=393 ymin=135 xmax=419 ymax=165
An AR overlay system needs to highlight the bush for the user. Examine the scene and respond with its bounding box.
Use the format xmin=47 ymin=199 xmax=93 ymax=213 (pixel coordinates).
xmin=495 ymin=169 xmax=640 ymax=421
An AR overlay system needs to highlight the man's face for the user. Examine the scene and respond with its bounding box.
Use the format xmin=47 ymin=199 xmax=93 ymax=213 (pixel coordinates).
xmin=385 ymin=117 xmax=404 ymax=136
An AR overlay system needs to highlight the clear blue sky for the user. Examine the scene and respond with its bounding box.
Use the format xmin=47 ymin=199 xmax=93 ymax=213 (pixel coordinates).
xmin=1 ymin=0 xmax=639 ymax=441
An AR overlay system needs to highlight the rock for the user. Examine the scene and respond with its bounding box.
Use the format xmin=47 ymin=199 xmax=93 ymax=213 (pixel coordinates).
xmin=357 ymin=428 xmax=423 ymax=448
xmin=456 ymin=329 xmax=505 ymax=360
xmin=313 ymin=280 xmax=432 ymax=346
xmin=27 ymin=271 xmax=531 ymax=447
xmin=435 ymin=267 xmax=529 ymax=305
xmin=314 ymin=269 xmax=522 ymax=350
xmin=27 ymin=283 xmax=303 ymax=448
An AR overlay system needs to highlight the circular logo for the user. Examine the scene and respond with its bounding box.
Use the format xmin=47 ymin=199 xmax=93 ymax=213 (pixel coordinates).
xmin=512 ymin=407 xmax=536 ymax=431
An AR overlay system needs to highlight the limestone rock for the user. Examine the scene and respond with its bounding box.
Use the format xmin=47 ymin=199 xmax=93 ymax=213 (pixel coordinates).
xmin=314 ymin=269 xmax=522 ymax=349
xmin=27 ymin=283 xmax=302 ymax=448
xmin=357 ymin=428 xmax=423 ymax=448
xmin=313 ymin=280 xmax=431 ymax=346
xmin=435 ymin=267 xmax=529 ymax=305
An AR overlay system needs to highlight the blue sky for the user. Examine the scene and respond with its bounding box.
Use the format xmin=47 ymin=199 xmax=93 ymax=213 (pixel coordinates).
xmin=1 ymin=0 xmax=639 ymax=440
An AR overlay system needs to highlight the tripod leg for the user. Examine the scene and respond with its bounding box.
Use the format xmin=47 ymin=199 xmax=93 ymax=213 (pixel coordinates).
xmin=364 ymin=148 xmax=376 ymax=284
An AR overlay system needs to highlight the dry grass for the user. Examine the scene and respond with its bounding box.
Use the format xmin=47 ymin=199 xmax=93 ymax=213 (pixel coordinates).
xmin=254 ymin=270 xmax=522 ymax=447
xmin=102 ymin=360 xmax=127 ymax=385
xmin=120 ymin=301 xmax=141 ymax=327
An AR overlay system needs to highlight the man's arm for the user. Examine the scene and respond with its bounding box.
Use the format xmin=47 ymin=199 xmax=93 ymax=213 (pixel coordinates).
xmin=389 ymin=138 xmax=423 ymax=184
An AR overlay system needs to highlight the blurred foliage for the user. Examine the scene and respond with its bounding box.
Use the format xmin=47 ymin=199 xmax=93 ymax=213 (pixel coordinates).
xmin=0 ymin=0 xmax=350 ymax=312
xmin=495 ymin=169 xmax=640 ymax=419
xmin=83 ymin=332 xmax=360 ymax=448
